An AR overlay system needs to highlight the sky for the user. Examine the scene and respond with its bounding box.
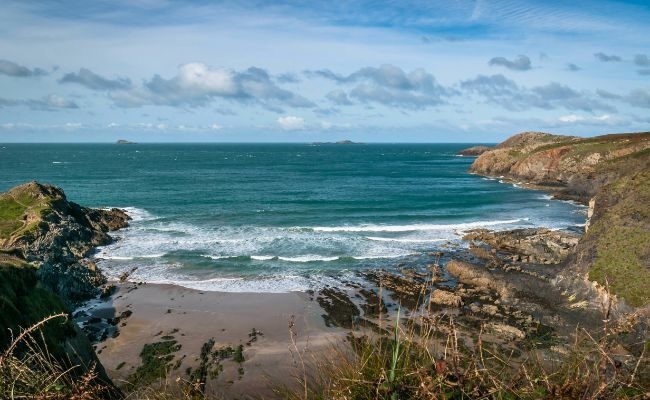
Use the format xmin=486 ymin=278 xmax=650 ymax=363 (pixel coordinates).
xmin=0 ymin=0 xmax=649 ymax=143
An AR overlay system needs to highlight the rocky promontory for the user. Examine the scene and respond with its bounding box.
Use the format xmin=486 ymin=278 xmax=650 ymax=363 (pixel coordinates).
xmin=456 ymin=145 xmax=493 ymax=156
xmin=469 ymin=131 xmax=650 ymax=203
xmin=468 ymin=131 xmax=650 ymax=310
xmin=1 ymin=181 xmax=129 ymax=306
xmin=0 ymin=181 xmax=129 ymax=397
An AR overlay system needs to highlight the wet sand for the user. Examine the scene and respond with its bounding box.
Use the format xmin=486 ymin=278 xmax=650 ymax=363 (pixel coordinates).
xmin=93 ymin=282 xmax=343 ymax=399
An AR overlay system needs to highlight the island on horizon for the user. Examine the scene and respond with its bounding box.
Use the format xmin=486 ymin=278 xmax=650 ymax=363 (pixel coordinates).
xmin=312 ymin=139 xmax=364 ymax=145
xmin=116 ymin=139 xmax=137 ymax=144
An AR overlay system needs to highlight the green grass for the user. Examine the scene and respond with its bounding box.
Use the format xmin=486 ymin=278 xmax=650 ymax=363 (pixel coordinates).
xmin=124 ymin=340 xmax=182 ymax=391
xmin=0 ymin=196 xmax=27 ymax=238
xmin=531 ymin=132 xmax=650 ymax=154
xmin=0 ymin=260 xmax=73 ymax=351
xmin=0 ymin=184 xmax=55 ymax=239
xmin=587 ymin=171 xmax=650 ymax=307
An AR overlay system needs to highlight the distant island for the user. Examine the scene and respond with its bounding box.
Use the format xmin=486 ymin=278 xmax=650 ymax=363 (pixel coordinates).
xmin=312 ymin=139 xmax=363 ymax=145
xmin=116 ymin=139 xmax=136 ymax=144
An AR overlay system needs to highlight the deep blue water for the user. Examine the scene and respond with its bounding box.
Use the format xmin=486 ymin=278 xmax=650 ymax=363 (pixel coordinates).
xmin=0 ymin=143 xmax=586 ymax=292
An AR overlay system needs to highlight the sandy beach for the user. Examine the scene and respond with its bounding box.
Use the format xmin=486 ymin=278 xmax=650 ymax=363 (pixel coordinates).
xmin=89 ymin=282 xmax=343 ymax=399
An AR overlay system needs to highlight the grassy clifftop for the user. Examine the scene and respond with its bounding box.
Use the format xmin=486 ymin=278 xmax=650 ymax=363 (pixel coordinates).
xmin=0 ymin=182 xmax=58 ymax=240
xmin=470 ymin=131 xmax=650 ymax=203
xmin=469 ymin=131 xmax=650 ymax=307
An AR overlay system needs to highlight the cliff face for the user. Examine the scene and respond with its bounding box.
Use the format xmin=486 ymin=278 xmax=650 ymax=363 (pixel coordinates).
xmin=469 ymin=132 xmax=650 ymax=308
xmin=1 ymin=181 xmax=129 ymax=306
xmin=0 ymin=182 xmax=129 ymax=397
xmin=470 ymin=131 xmax=650 ymax=203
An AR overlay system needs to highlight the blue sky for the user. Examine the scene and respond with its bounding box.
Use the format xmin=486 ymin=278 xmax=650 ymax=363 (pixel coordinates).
xmin=0 ymin=0 xmax=649 ymax=142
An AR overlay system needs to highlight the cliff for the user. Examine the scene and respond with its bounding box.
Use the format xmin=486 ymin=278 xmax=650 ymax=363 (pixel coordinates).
xmin=469 ymin=131 xmax=650 ymax=203
xmin=469 ymin=132 xmax=650 ymax=308
xmin=0 ymin=181 xmax=129 ymax=397
xmin=0 ymin=181 xmax=129 ymax=306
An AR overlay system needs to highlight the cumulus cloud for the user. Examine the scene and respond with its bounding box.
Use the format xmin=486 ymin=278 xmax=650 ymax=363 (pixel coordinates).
xmin=633 ymin=55 xmax=650 ymax=75
xmin=558 ymin=114 xmax=611 ymax=123
xmin=60 ymin=68 xmax=132 ymax=90
xmin=308 ymin=64 xmax=449 ymax=109
xmin=27 ymin=95 xmax=79 ymax=111
xmin=0 ymin=94 xmax=78 ymax=111
xmin=276 ymin=72 xmax=300 ymax=83
xmin=596 ymin=89 xmax=622 ymax=100
xmin=110 ymin=63 xmax=314 ymax=111
xmin=634 ymin=54 xmax=650 ymax=67
xmin=326 ymin=89 xmax=353 ymax=105
xmin=488 ymin=55 xmax=532 ymax=71
xmin=566 ymin=63 xmax=581 ymax=71
xmin=460 ymin=74 xmax=615 ymax=112
xmin=277 ymin=115 xmax=305 ymax=130
xmin=0 ymin=98 xmax=21 ymax=107
xmin=625 ymin=88 xmax=650 ymax=108
xmin=594 ymin=52 xmax=621 ymax=62
xmin=0 ymin=59 xmax=47 ymax=77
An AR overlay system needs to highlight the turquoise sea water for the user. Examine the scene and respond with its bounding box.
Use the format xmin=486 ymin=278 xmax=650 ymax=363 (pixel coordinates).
xmin=0 ymin=143 xmax=586 ymax=292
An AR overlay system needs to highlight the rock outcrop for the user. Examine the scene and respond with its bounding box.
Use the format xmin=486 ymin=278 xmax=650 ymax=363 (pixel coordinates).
xmin=464 ymin=228 xmax=579 ymax=265
xmin=468 ymin=131 xmax=650 ymax=309
xmin=0 ymin=181 xmax=129 ymax=398
xmin=456 ymin=145 xmax=493 ymax=156
xmin=0 ymin=181 xmax=129 ymax=306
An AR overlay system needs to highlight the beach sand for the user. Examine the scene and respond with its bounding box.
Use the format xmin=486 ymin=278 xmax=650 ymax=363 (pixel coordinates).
xmin=92 ymin=282 xmax=343 ymax=399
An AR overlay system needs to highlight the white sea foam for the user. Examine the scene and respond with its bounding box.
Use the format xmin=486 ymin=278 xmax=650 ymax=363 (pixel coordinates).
xmin=311 ymin=219 xmax=522 ymax=233
xmin=110 ymin=270 xmax=350 ymax=293
xmin=100 ymin=255 xmax=134 ymax=261
xmin=278 ymin=255 xmax=340 ymax=262
xmin=121 ymin=207 xmax=156 ymax=222
xmin=95 ymin=202 xmax=580 ymax=293
xmin=365 ymin=236 xmax=447 ymax=243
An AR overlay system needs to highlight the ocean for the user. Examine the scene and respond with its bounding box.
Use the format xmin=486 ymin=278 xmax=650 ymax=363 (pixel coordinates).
xmin=0 ymin=143 xmax=587 ymax=292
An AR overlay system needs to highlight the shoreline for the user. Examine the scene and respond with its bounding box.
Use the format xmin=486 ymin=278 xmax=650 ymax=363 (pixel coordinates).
xmin=85 ymin=281 xmax=343 ymax=398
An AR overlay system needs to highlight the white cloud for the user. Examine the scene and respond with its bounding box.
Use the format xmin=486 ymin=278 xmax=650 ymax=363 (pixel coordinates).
xmin=558 ymin=114 xmax=584 ymax=122
xmin=277 ymin=115 xmax=305 ymax=130
xmin=176 ymin=62 xmax=238 ymax=95
xmin=111 ymin=63 xmax=315 ymax=110
xmin=559 ymin=114 xmax=612 ymax=123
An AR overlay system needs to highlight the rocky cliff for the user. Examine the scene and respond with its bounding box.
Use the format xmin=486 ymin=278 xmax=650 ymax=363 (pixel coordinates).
xmin=469 ymin=131 xmax=650 ymax=203
xmin=0 ymin=181 xmax=129 ymax=397
xmin=468 ymin=132 xmax=650 ymax=309
xmin=1 ymin=181 xmax=129 ymax=306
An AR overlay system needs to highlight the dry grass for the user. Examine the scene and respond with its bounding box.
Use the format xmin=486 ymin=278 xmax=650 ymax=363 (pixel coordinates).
xmin=275 ymin=316 xmax=648 ymax=400
xmin=275 ymin=275 xmax=649 ymax=400
xmin=1 ymin=303 xmax=647 ymax=399
xmin=0 ymin=313 xmax=107 ymax=400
